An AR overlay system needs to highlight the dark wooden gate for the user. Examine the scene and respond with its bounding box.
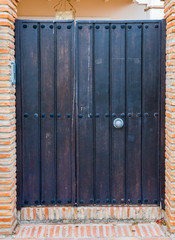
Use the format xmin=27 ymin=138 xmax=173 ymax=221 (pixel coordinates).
xmin=16 ymin=20 xmax=75 ymax=208
xmin=76 ymin=20 xmax=165 ymax=206
xmin=16 ymin=20 xmax=165 ymax=209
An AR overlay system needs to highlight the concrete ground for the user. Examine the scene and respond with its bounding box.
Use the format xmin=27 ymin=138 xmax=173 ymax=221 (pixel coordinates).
xmin=1 ymin=222 xmax=175 ymax=240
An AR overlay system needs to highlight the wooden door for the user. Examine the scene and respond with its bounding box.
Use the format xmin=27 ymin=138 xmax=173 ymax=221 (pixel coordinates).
xmin=76 ymin=21 xmax=165 ymax=205
xmin=16 ymin=20 xmax=165 ymax=209
xmin=16 ymin=21 xmax=75 ymax=207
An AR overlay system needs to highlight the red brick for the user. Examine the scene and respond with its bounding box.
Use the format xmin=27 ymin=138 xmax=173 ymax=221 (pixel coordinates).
xmin=165 ymin=0 xmax=175 ymax=233
xmin=0 ymin=0 xmax=17 ymax=235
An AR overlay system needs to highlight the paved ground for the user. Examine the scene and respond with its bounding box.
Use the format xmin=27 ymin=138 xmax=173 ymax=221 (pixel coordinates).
xmin=1 ymin=223 xmax=175 ymax=240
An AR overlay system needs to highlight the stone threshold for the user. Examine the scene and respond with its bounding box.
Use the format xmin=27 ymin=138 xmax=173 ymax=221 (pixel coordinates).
xmin=18 ymin=206 xmax=165 ymax=223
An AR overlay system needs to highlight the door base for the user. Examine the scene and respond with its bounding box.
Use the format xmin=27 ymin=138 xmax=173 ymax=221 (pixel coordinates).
xmin=18 ymin=206 xmax=164 ymax=223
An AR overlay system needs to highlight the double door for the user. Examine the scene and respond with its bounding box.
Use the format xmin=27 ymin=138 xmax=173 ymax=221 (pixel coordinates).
xmin=16 ymin=20 xmax=165 ymax=208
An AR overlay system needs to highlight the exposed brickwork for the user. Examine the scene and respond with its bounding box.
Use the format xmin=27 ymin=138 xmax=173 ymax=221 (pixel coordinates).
xmin=1 ymin=0 xmax=175 ymax=236
xmin=17 ymin=206 xmax=164 ymax=223
xmin=164 ymin=0 xmax=175 ymax=233
xmin=0 ymin=0 xmax=17 ymax=235
xmin=14 ymin=223 xmax=166 ymax=239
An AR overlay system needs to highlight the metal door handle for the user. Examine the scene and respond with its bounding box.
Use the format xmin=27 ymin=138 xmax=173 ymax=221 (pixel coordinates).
xmin=113 ymin=118 xmax=124 ymax=129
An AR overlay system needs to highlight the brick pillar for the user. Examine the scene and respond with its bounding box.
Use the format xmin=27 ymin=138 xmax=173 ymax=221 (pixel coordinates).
xmin=165 ymin=0 xmax=175 ymax=233
xmin=0 ymin=0 xmax=17 ymax=235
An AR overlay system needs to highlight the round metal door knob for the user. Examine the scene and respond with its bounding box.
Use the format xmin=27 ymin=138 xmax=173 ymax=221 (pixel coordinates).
xmin=113 ymin=118 xmax=124 ymax=129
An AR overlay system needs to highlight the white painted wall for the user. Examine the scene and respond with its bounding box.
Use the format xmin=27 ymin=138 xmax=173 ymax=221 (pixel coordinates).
xmin=17 ymin=0 xmax=164 ymax=20
xmin=134 ymin=0 xmax=164 ymax=19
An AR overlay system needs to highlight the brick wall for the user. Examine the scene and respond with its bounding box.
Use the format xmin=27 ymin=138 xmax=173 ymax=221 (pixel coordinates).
xmin=0 ymin=0 xmax=17 ymax=235
xmin=1 ymin=0 xmax=175 ymax=235
xmin=164 ymin=0 xmax=175 ymax=233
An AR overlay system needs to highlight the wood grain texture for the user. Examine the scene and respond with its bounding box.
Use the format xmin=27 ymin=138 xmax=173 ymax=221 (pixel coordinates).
xmin=16 ymin=20 xmax=165 ymax=208
xmin=142 ymin=23 xmax=160 ymax=204
xmin=126 ymin=23 xmax=142 ymax=204
xmin=77 ymin=23 xmax=94 ymax=205
xmin=21 ymin=22 xmax=40 ymax=206
xmin=40 ymin=23 xmax=56 ymax=205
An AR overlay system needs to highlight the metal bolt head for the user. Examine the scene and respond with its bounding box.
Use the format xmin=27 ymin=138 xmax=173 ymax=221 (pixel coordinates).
xmin=154 ymin=113 xmax=158 ymax=117
xmin=113 ymin=118 xmax=124 ymax=129
xmin=137 ymin=113 xmax=142 ymax=117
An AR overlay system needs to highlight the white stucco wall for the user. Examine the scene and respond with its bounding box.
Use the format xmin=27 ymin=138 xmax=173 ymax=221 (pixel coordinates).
xmin=17 ymin=0 xmax=164 ymax=20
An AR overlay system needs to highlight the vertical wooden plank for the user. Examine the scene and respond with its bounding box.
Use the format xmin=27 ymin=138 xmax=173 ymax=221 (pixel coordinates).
xmin=160 ymin=20 xmax=166 ymax=209
xmin=21 ymin=22 xmax=40 ymax=206
xmin=111 ymin=23 xmax=126 ymax=204
xmin=126 ymin=23 xmax=142 ymax=204
xmin=142 ymin=23 xmax=160 ymax=204
xmin=77 ymin=23 xmax=94 ymax=205
xmin=56 ymin=22 xmax=74 ymax=205
xmin=40 ymin=23 xmax=56 ymax=205
xmin=94 ymin=24 xmax=110 ymax=204
xmin=16 ymin=20 xmax=22 ymax=210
